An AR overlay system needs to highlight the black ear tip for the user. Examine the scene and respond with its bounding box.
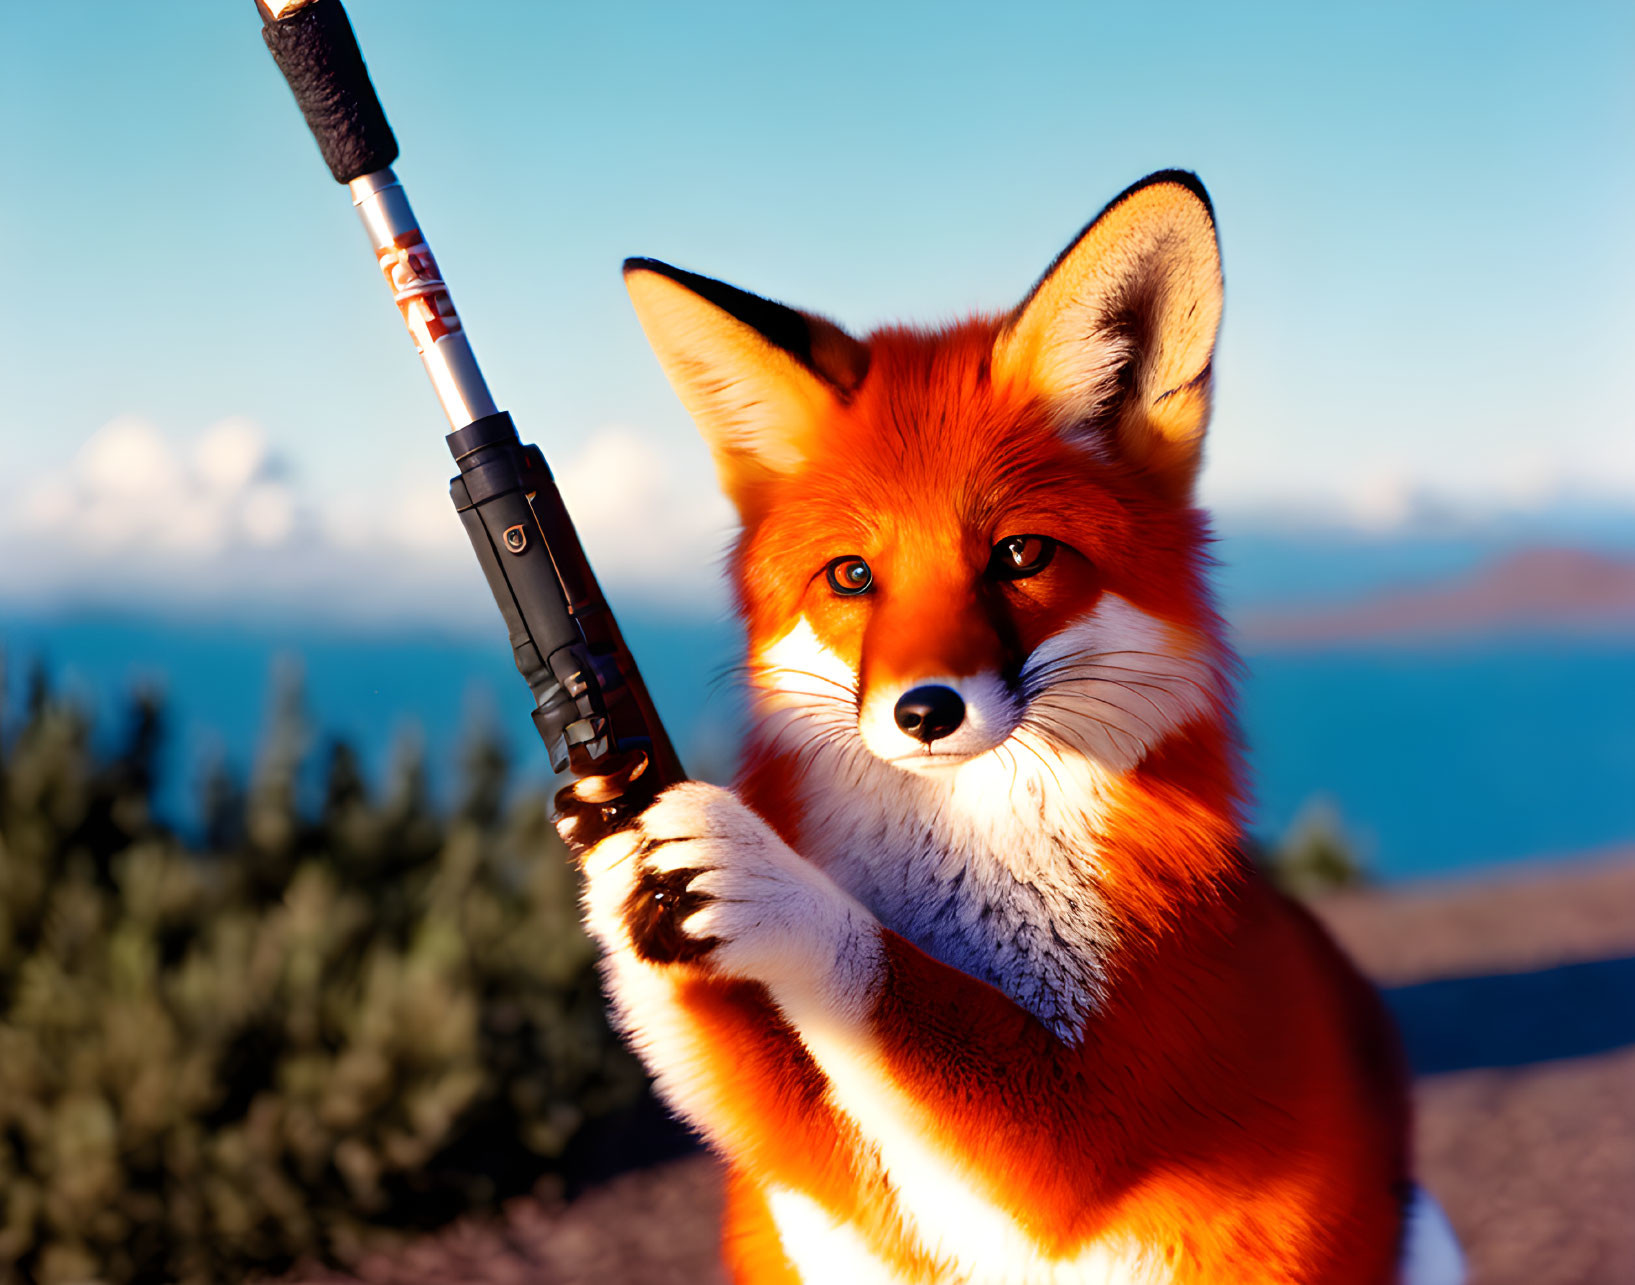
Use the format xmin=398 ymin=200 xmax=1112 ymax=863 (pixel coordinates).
xmin=623 ymin=256 xmax=667 ymax=277
xmin=1107 ymin=169 xmax=1215 ymax=223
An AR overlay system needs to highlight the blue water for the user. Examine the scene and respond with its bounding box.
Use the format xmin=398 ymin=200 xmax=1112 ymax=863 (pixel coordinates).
xmin=1242 ymin=644 xmax=1635 ymax=877
xmin=4 ymin=610 xmax=1633 ymax=883
xmin=0 ymin=609 xmax=747 ymax=818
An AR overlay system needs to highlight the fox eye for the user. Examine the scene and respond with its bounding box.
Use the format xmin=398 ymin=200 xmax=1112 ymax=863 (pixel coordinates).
xmin=989 ymin=535 xmax=1056 ymax=581
xmin=825 ymin=555 xmax=874 ymax=596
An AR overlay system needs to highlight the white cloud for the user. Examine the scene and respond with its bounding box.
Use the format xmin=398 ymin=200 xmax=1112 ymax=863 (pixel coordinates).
xmin=15 ymin=416 xmax=304 ymax=557
xmin=193 ymin=417 xmax=269 ymax=494
xmin=1203 ymin=443 xmax=1635 ymax=536
xmin=1 ymin=416 xmax=734 ymax=627
xmin=554 ymin=425 xmax=736 ymax=601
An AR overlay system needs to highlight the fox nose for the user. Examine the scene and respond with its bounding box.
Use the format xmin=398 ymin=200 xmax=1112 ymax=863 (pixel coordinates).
xmin=893 ymin=686 xmax=966 ymax=744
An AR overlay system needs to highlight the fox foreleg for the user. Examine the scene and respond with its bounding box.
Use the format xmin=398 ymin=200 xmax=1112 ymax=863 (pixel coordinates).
xmin=576 ymin=782 xmax=1087 ymax=1231
xmin=576 ymin=782 xmax=882 ymax=1150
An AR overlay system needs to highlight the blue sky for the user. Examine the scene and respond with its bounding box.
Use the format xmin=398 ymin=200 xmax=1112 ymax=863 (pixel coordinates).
xmin=2 ymin=0 xmax=1632 ymax=621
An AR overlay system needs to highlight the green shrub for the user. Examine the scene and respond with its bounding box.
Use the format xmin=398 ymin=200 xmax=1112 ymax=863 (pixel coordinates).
xmin=0 ymin=667 xmax=643 ymax=1285
xmin=1255 ymin=797 xmax=1371 ymax=896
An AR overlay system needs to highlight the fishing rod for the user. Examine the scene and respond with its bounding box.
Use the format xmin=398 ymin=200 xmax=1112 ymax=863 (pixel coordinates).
xmin=255 ymin=0 xmax=684 ymax=837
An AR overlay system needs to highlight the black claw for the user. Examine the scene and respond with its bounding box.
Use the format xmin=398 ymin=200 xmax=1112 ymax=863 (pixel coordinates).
xmin=625 ymin=865 xmax=719 ymax=965
xmin=639 ymin=833 xmax=697 ymax=855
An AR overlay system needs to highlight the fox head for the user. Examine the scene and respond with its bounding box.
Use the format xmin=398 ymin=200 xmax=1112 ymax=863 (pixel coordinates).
xmin=626 ymin=172 xmax=1234 ymax=817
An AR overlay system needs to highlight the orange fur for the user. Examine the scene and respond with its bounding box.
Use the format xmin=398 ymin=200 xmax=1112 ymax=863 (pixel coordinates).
xmin=585 ymin=174 xmax=1424 ymax=1283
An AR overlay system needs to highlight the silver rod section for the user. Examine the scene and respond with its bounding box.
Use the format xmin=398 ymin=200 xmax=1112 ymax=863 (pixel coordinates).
xmin=348 ymin=168 xmax=499 ymax=430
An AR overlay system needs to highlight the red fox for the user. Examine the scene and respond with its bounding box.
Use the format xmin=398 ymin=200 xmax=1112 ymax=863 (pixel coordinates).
xmin=561 ymin=172 xmax=1464 ymax=1284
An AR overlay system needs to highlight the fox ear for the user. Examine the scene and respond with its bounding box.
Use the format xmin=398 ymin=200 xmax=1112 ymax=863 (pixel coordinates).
xmin=992 ymin=172 xmax=1223 ymax=498
xmin=624 ymin=259 xmax=868 ymax=519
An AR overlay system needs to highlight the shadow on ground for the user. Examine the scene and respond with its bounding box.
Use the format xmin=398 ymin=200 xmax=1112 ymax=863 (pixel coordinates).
xmin=1384 ymin=953 xmax=1635 ymax=1075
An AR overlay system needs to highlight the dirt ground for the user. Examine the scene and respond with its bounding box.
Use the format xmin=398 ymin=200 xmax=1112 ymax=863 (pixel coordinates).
xmin=1322 ymin=855 xmax=1635 ymax=1285
xmin=288 ymin=852 xmax=1635 ymax=1285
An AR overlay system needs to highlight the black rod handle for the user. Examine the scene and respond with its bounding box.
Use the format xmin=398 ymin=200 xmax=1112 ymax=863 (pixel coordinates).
xmin=259 ymin=0 xmax=398 ymax=183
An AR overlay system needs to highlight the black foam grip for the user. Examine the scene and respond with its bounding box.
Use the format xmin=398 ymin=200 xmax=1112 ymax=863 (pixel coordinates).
xmin=262 ymin=0 xmax=399 ymax=184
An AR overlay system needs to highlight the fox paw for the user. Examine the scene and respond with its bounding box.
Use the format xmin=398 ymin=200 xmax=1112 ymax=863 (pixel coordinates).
xmin=580 ymin=782 xmax=872 ymax=985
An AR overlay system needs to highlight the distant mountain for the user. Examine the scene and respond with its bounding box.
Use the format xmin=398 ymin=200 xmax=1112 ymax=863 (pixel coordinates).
xmin=1238 ymin=548 xmax=1635 ymax=649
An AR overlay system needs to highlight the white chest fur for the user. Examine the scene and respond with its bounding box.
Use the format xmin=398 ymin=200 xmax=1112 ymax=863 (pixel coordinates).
xmin=789 ymin=747 xmax=1117 ymax=1040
